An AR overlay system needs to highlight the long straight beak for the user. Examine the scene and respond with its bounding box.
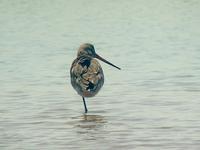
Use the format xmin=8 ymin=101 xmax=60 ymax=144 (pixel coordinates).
xmin=95 ymin=54 xmax=121 ymax=70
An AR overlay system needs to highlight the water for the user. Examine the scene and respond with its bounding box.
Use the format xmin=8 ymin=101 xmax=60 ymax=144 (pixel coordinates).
xmin=0 ymin=0 xmax=200 ymax=149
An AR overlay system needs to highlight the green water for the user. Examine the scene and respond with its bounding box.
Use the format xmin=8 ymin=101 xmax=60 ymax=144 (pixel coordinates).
xmin=0 ymin=0 xmax=200 ymax=149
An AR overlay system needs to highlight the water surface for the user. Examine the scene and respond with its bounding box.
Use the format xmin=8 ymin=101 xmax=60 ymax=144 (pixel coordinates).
xmin=0 ymin=0 xmax=200 ymax=149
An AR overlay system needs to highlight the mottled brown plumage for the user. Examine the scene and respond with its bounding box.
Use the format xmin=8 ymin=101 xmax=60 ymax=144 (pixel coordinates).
xmin=70 ymin=56 xmax=104 ymax=97
xmin=70 ymin=43 xmax=120 ymax=113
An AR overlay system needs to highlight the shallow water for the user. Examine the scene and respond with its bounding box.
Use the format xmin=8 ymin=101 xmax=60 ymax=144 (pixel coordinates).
xmin=0 ymin=0 xmax=200 ymax=149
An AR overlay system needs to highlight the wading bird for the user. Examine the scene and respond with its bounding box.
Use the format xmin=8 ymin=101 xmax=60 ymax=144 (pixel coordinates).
xmin=70 ymin=43 xmax=120 ymax=113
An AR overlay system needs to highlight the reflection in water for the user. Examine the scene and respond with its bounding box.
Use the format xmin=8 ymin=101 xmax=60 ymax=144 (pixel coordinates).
xmin=70 ymin=114 xmax=107 ymax=141
xmin=74 ymin=114 xmax=106 ymax=130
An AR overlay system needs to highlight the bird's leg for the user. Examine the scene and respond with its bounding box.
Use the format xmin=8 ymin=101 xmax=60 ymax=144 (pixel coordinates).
xmin=82 ymin=97 xmax=88 ymax=113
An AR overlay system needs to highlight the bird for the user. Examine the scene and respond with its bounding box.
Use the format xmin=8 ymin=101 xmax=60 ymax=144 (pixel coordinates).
xmin=70 ymin=43 xmax=121 ymax=113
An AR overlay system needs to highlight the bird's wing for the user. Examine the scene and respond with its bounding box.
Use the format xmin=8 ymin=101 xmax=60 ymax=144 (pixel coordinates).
xmin=70 ymin=56 xmax=104 ymax=94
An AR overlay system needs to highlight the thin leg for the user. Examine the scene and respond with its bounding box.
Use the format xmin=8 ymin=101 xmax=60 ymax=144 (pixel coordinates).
xmin=82 ymin=97 xmax=88 ymax=113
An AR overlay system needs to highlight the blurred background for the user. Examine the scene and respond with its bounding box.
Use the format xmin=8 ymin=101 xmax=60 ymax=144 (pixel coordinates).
xmin=0 ymin=0 xmax=200 ymax=149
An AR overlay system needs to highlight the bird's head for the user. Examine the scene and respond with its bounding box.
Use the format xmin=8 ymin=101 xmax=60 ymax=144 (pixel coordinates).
xmin=77 ymin=43 xmax=121 ymax=70
xmin=77 ymin=43 xmax=96 ymax=57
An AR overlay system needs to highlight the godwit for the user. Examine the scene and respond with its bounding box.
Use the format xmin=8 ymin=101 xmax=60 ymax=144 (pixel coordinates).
xmin=70 ymin=43 xmax=120 ymax=113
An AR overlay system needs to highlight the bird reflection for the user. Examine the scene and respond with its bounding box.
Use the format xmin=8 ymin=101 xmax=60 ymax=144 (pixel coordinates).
xmin=74 ymin=114 xmax=106 ymax=131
